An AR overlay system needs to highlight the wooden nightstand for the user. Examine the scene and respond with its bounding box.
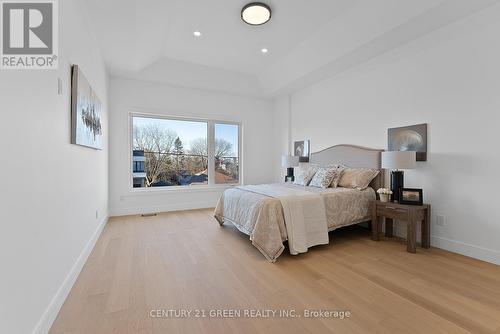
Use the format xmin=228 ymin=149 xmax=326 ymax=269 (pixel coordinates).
xmin=371 ymin=201 xmax=431 ymax=253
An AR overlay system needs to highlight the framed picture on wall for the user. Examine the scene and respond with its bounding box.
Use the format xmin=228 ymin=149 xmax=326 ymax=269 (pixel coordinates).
xmin=388 ymin=123 xmax=427 ymax=161
xmin=71 ymin=65 xmax=103 ymax=150
xmin=294 ymin=140 xmax=310 ymax=163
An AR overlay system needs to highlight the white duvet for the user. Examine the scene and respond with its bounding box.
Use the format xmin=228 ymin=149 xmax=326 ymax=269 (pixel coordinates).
xmin=237 ymin=184 xmax=329 ymax=256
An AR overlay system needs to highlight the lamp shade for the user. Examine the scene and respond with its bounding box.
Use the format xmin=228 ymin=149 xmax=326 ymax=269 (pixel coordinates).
xmin=381 ymin=151 xmax=416 ymax=170
xmin=282 ymin=155 xmax=300 ymax=168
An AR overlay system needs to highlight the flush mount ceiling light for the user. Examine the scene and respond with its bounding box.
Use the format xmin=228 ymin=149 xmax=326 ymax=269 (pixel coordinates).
xmin=241 ymin=2 xmax=271 ymax=26
xmin=193 ymin=31 xmax=202 ymax=37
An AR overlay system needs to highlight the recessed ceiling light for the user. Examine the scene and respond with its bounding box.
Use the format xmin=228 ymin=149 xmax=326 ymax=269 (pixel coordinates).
xmin=261 ymin=48 xmax=268 ymax=54
xmin=193 ymin=31 xmax=202 ymax=37
xmin=241 ymin=2 xmax=271 ymax=26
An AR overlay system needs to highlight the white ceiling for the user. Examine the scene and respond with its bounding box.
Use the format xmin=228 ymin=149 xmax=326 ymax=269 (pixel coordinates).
xmin=160 ymin=0 xmax=356 ymax=75
xmin=84 ymin=0 xmax=354 ymax=74
xmin=84 ymin=0 xmax=500 ymax=97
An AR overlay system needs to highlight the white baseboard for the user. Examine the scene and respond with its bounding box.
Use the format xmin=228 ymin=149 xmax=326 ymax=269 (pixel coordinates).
xmin=110 ymin=201 xmax=216 ymax=217
xmin=32 ymin=216 xmax=109 ymax=334
xmin=392 ymin=224 xmax=500 ymax=265
xmin=431 ymin=236 xmax=500 ymax=265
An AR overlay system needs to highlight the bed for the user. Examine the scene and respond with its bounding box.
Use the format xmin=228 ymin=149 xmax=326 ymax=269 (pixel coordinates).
xmin=214 ymin=145 xmax=384 ymax=262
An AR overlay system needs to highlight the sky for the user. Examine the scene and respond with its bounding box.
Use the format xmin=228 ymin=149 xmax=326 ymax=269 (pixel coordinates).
xmin=133 ymin=117 xmax=238 ymax=155
xmin=216 ymin=123 xmax=239 ymax=156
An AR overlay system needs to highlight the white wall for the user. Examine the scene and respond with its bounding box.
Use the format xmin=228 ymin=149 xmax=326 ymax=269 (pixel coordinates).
xmin=271 ymin=96 xmax=292 ymax=181
xmin=260 ymin=0 xmax=499 ymax=96
xmin=275 ymin=5 xmax=500 ymax=264
xmin=113 ymin=57 xmax=264 ymax=98
xmin=0 ymin=1 xmax=108 ymax=333
xmin=109 ymin=77 xmax=274 ymax=216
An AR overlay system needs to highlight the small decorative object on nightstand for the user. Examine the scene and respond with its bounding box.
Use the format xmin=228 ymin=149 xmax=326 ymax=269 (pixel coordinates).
xmin=282 ymin=155 xmax=299 ymax=182
xmin=371 ymin=200 xmax=431 ymax=253
xmin=377 ymin=188 xmax=393 ymax=202
xmin=399 ymin=188 xmax=423 ymax=206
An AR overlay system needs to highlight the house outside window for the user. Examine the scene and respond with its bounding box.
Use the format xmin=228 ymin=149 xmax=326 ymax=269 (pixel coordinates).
xmin=132 ymin=150 xmax=147 ymax=188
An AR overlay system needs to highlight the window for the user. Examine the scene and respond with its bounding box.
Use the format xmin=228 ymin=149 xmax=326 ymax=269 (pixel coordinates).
xmin=215 ymin=123 xmax=239 ymax=184
xmin=131 ymin=115 xmax=240 ymax=189
xmin=133 ymin=161 xmax=145 ymax=173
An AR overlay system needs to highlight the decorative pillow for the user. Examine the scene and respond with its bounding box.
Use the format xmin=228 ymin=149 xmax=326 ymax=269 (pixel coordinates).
xmin=332 ymin=164 xmax=348 ymax=187
xmin=309 ymin=167 xmax=342 ymax=188
xmin=338 ymin=168 xmax=380 ymax=190
xmin=293 ymin=165 xmax=317 ymax=186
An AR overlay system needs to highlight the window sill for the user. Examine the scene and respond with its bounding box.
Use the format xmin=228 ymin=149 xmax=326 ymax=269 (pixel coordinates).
xmin=129 ymin=184 xmax=240 ymax=195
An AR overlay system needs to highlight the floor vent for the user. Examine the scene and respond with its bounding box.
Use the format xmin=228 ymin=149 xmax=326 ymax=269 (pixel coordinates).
xmin=141 ymin=213 xmax=158 ymax=217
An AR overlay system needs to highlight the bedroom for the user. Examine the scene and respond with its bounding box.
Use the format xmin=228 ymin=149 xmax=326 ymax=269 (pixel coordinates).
xmin=1 ymin=0 xmax=500 ymax=333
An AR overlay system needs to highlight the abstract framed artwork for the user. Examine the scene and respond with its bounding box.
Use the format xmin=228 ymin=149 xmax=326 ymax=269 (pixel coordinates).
xmin=294 ymin=140 xmax=310 ymax=163
xmin=71 ymin=65 xmax=103 ymax=150
xmin=388 ymin=123 xmax=427 ymax=161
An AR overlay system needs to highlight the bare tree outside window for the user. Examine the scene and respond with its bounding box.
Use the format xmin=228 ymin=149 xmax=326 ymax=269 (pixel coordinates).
xmin=133 ymin=123 xmax=177 ymax=186
xmin=133 ymin=117 xmax=208 ymax=187
xmin=215 ymin=123 xmax=239 ymax=184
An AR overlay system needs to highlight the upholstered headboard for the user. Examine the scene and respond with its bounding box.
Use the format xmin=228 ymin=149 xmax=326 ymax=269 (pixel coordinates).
xmin=310 ymin=144 xmax=385 ymax=191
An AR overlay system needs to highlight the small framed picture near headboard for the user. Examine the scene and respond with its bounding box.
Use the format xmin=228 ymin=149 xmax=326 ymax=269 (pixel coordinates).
xmin=294 ymin=140 xmax=310 ymax=163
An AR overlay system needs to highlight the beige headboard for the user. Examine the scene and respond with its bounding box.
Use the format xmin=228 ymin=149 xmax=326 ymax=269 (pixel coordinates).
xmin=310 ymin=144 xmax=385 ymax=191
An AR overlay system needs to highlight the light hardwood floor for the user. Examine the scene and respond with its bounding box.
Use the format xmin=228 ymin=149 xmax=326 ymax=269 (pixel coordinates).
xmin=50 ymin=209 xmax=500 ymax=334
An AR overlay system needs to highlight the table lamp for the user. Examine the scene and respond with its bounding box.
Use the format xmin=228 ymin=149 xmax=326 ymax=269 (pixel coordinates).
xmin=381 ymin=151 xmax=416 ymax=202
xmin=282 ymin=155 xmax=300 ymax=182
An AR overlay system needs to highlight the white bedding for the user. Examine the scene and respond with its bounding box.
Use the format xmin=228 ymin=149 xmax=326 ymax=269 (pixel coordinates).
xmin=214 ymin=183 xmax=375 ymax=262
xmin=236 ymin=184 xmax=329 ymax=256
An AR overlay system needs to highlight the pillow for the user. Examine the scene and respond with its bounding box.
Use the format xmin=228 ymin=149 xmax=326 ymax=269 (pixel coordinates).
xmin=293 ymin=165 xmax=317 ymax=186
xmin=309 ymin=167 xmax=342 ymax=189
xmin=337 ymin=168 xmax=380 ymax=190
